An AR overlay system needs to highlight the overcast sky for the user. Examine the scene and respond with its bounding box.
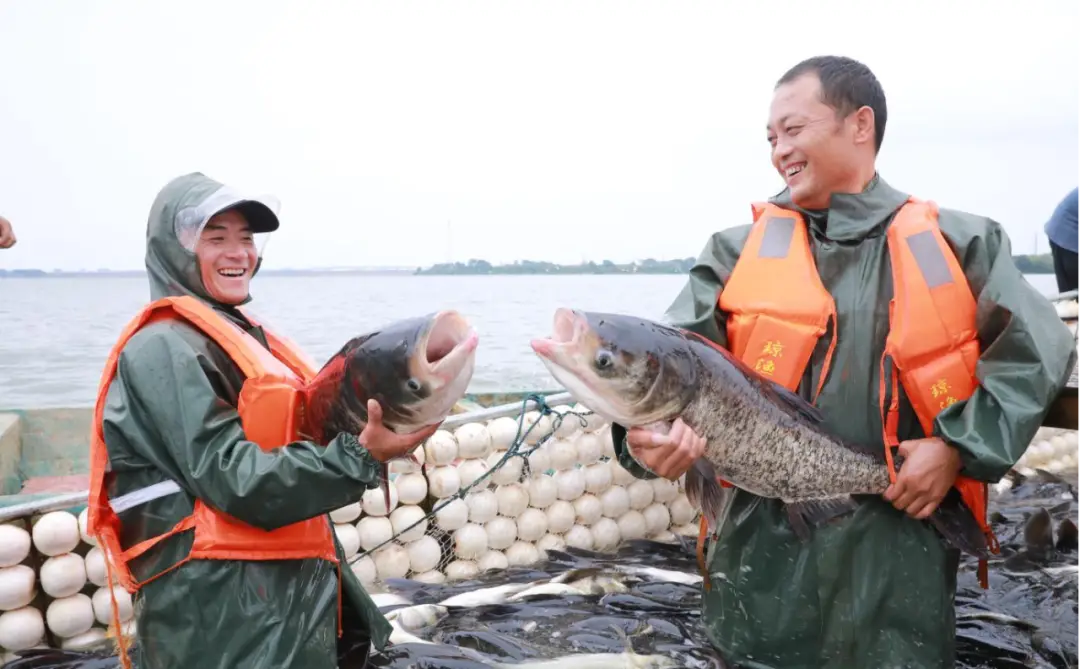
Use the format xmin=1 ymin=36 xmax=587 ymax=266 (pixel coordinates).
xmin=0 ymin=1 xmax=1076 ymax=271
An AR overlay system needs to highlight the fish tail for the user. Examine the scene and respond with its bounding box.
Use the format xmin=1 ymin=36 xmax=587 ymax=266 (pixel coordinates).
xmin=927 ymin=487 xmax=993 ymax=561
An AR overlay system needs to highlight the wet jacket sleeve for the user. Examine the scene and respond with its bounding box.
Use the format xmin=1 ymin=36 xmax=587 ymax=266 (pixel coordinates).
xmin=934 ymin=211 xmax=1078 ymax=481
xmin=109 ymin=326 xmax=386 ymax=531
xmin=610 ymin=230 xmax=747 ymax=479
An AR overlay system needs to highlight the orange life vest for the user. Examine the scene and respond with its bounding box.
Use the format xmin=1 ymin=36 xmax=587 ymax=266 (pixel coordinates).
xmin=706 ymin=197 xmax=999 ymax=587
xmin=86 ymin=295 xmax=343 ymax=665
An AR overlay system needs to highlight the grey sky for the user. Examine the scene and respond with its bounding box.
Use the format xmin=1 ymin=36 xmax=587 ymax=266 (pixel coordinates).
xmin=0 ymin=1 xmax=1076 ymax=271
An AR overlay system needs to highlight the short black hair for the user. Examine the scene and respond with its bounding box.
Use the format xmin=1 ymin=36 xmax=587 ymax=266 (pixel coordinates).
xmin=777 ymin=56 xmax=887 ymax=153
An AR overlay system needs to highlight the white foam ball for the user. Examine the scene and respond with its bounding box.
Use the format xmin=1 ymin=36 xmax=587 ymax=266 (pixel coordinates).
xmin=389 ymin=505 xmax=428 ymax=543
xmin=455 ymin=423 xmax=493 ymax=460
xmin=424 ymin=430 xmax=459 ymax=465
xmin=522 ymin=411 xmax=553 ymax=446
xmin=611 ymin=461 xmax=638 ymax=486
xmin=61 ymin=627 xmax=107 ymax=650
xmin=435 ymin=498 xmax=470 ymax=532
xmin=627 ymin=480 xmax=655 ymax=510
xmin=551 ymin=405 xmax=583 ymax=439
xmin=349 ymin=556 xmax=377 ymax=586
xmin=395 ymin=473 xmax=429 ymax=505
xmin=374 ymin=543 xmax=411 ymax=580
xmin=406 ymin=536 xmax=442 ymax=574
xmin=643 ymin=503 xmax=672 ymax=535
xmin=650 ymin=530 xmax=677 ymax=543
xmin=46 ymin=593 xmax=94 ymax=638
xmin=572 ymin=403 xmax=605 ymax=432
xmin=599 ymin=424 xmax=616 ymax=459
xmin=527 ymin=446 xmax=551 ymax=477
xmin=1064 ymin=431 xmax=1078 ymax=449
xmin=592 ymin=517 xmax=622 ymax=551
xmin=617 ymin=510 xmax=647 ymax=541
xmin=412 ymin=569 xmax=446 ymax=585
xmin=333 ymin=523 xmax=361 ymax=558
xmin=83 ymin=547 xmax=109 ymax=587
xmin=0 ymin=565 xmax=35 ymax=611
xmin=564 ymin=524 xmax=594 ymax=551
xmin=32 ymin=512 xmax=80 ymax=557
xmin=547 ymin=439 xmax=579 ymax=471
xmin=526 ymin=475 xmax=558 ymax=509
xmin=669 ymin=494 xmax=696 ymax=526
xmin=453 ymin=523 xmax=489 ymax=559
xmin=487 ymin=417 xmax=520 ymax=451
xmin=0 ymin=606 xmax=45 ymax=651
xmin=601 ymin=486 xmax=631 ymax=519
xmin=1051 ymin=435 xmax=1070 ymax=457
xmin=0 ymin=525 xmax=31 ymax=568
xmin=362 ymin=484 xmax=399 ymax=517
xmin=389 ymin=445 xmax=425 ymax=474
xmin=39 ymin=553 xmax=87 ymax=598
xmin=484 ymin=517 xmax=517 ymax=550
xmin=495 ymin=483 xmax=530 ymax=518
xmin=575 ymin=432 xmax=603 ymax=466
xmin=91 ymin=585 xmax=133 ymax=626
xmin=465 ymin=490 xmax=499 ymax=525
xmin=357 ymin=517 xmax=394 ymax=552
xmin=535 ymin=533 xmax=566 ymax=554
xmin=77 ymin=508 xmax=96 ymax=547
xmin=555 ymin=469 xmax=586 ymax=502
xmin=487 ymin=450 xmax=525 ymax=486
xmin=329 ymin=502 xmax=362 ymax=524
xmin=674 ymin=522 xmax=699 ymax=537
xmin=477 ymin=550 xmax=508 ymax=572
xmin=428 ymin=466 xmax=461 ymax=499
xmin=516 ymin=508 xmax=549 ymax=542
xmin=456 ymin=458 xmax=491 ymax=490
xmin=573 ymin=494 xmax=603 ymax=526
xmin=445 ymin=560 xmax=479 ymax=581
xmin=505 ymin=541 xmax=540 ymax=567
xmin=545 ymin=501 xmax=576 ymax=534
xmin=584 ymin=462 xmax=613 ymax=495
xmin=651 ymin=478 xmax=679 ymax=504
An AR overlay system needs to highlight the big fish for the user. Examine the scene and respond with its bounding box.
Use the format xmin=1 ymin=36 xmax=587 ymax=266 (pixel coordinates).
xmin=303 ymin=311 xmax=479 ymax=508
xmin=529 ymin=308 xmax=992 ymax=558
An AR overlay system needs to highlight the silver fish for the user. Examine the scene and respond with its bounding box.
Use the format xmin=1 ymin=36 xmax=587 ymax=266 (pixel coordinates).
xmin=530 ymin=308 xmax=993 ymax=558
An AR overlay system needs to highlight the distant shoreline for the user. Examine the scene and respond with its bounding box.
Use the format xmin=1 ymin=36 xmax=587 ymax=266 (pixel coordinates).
xmin=0 ymin=253 xmax=1057 ymax=277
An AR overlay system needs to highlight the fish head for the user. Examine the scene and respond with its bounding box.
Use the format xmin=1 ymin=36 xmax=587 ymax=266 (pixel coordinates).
xmin=334 ymin=310 xmax=479 ymax=434
xmin=530 ymin=308 xmax=696 ymax=427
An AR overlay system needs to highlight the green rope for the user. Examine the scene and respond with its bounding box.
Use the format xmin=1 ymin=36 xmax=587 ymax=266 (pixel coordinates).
xmin=350 ymin=394 xmax=595 ymax=564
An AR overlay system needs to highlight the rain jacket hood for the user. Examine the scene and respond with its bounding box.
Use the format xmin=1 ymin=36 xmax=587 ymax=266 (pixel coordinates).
xmin=145 ymin=172 xmax=272 ymax=306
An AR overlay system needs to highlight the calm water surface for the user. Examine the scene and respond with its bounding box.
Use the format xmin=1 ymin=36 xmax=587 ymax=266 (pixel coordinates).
xmin=0 ymin=273 xmax=1060 ymax=409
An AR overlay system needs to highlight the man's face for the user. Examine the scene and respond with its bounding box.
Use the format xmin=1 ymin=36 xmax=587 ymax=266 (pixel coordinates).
xmin=767 ymin=73 xmax=865 ymax=210
xmin=195 ymin=209 xmax=258 ymax=305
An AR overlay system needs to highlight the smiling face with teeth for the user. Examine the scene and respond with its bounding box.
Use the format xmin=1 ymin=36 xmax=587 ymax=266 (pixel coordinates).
xmin=766 ymin=71 xmax=878 ymax=210
xmin=195 ymin=209 xmax=259 ymax=305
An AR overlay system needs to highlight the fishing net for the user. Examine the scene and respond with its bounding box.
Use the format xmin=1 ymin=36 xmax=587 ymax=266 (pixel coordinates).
xmin=331 ymin=394 xmax=702 ymax=592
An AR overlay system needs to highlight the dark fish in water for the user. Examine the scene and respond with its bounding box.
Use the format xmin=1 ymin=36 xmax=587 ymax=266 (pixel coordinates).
xmin=304 ymin=311 xmax=479 ymax=508
xmin=529 ymin=308 xmax=992 ymax=558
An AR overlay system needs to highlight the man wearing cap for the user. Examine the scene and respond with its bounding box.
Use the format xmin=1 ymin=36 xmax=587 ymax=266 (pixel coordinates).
xmin=86 ymin=172 xmax=431 ymax=668
xmin=1045 ymin=186 xmax=1080 ymax=293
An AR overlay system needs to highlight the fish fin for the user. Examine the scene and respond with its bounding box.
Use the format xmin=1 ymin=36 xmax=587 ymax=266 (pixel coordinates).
xmin=784 ymin=496 xmax=860 ymax=541
xmin=609 ymin=623 xmax=634 ymax=656
xmin=380 ymin=463 xmax=392 ymax=512
xmin=927 ymin=487 xmax=993 ymax=560
xmin=681 ymin=329 xmax=824 ymax=425
xmin=684 ymin=459 xmax=724 ymax=530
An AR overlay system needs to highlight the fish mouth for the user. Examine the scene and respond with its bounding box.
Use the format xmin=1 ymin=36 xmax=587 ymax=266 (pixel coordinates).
xmin=530 ymin=307 xmax=581 ymax=360
xmin=420 ymin=310 xmax=479 ymax=386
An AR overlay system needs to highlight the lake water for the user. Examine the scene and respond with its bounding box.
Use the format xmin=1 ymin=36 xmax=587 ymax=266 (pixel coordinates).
xmin=0 ymin=272 xmax=1061 ymax=409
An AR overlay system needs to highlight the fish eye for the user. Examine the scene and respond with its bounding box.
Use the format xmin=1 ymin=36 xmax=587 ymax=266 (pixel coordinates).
xmin=406 ymin=378 xmax=422 ymax=392
xmin=594 ymin=350 xmax=615 ymax=370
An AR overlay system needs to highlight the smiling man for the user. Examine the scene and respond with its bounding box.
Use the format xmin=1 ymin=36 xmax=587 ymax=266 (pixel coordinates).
xmin=86 ymin=172 xmax=437 ymax=668
xmin=613 ymin=56 xmax=1076 ymax=668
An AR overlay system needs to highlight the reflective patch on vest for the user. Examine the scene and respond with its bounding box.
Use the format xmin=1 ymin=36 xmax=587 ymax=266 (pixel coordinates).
xmin=759 ymin=216 xmax=796 ymax=259
xmin=906 ymin=230 xmax=953 ymax=288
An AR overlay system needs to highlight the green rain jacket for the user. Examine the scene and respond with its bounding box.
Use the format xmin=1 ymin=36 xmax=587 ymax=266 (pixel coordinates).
xmin=612 ymin=175 xmax=1077 ymax=669
xmin=98 ymin=172 xmax=392 ymax=668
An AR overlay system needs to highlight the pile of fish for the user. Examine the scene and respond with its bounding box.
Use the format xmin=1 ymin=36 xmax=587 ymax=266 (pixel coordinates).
xmin=4 ymin=467 xmax=1075 ymax=669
